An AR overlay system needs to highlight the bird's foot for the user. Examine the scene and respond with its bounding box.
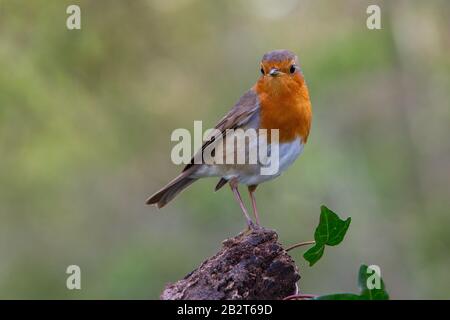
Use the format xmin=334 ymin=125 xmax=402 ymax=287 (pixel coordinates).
xmin=245 ymin=219 xmax=261 ymax=232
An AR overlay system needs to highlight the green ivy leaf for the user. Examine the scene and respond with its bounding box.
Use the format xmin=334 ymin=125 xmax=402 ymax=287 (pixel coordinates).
xmin=358 ymin=264 xmax=389 ymax=300
xmin=302 ymin=244 xmax=324 ymax=266
xmin=315 ymin=264 xmax=390 ymax=300
xmin=303 ymin=205 xmax=351 ymax=266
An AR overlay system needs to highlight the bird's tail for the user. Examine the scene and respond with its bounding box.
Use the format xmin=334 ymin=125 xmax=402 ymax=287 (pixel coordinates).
xmin=146 ymin=172 xmax=198 ymax=208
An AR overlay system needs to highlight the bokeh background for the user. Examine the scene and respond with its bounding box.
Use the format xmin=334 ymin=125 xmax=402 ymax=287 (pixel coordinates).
xmin=1 ymin=0 xmax=449 ymax=299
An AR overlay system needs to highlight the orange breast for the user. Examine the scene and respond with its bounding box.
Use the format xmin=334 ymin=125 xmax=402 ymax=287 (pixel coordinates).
xmin=255 ymin=74 xmax=312 ymax=144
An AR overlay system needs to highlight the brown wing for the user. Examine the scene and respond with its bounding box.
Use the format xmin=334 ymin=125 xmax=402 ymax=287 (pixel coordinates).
xmin=146 ymin=89 xmax=260 ymax=207
xmin=213 ymin=89 xmax=260 ymax=132
xmin=183 ymin=89 xmax=260 ymax=172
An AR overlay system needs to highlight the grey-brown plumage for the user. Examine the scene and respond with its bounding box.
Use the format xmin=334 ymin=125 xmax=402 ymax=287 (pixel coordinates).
xmin=146 ymin=169 xmax=198 ymax=208
xmin=262 ymin=49 xmax=296 ymax=62
xmin=146 ymin=89 xmax=259 ymax=208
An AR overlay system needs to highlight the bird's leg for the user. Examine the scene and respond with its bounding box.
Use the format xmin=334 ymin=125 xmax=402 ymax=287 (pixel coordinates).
xmin=248 ymin=185 xmax=260 ymax=226
xmin=229 ymin=178 xmax=255 ymax=229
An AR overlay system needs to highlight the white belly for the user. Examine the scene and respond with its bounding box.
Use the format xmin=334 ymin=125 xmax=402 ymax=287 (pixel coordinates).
xmin=237 ymin=137 xmax=304 ymax=185
xmin=193 ymin=137 xmax=304 ymax=186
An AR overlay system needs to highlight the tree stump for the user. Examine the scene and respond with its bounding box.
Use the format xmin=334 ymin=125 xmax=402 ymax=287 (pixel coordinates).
xmin=161 ymin=227 xmax=300 ymax=300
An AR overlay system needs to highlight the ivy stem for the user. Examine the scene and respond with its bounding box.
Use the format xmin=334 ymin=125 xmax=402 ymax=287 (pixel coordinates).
xmin=285 ymin=240 xmax=315 ymax=252
xmin=283 ymin=293 xmax=318 ymax=300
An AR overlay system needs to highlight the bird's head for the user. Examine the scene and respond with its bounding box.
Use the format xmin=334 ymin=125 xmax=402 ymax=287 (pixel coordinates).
xmin=257 ymin=50 xmax=305 ymax=94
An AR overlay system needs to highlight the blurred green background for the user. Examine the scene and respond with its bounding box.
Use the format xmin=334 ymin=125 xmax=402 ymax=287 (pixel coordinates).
xmin=1 ymin=0 xmax=449 ymax=299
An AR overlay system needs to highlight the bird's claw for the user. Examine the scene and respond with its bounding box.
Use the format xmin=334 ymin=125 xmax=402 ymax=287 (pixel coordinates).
xmin=246 ymin=219 xmax=261 ymax=231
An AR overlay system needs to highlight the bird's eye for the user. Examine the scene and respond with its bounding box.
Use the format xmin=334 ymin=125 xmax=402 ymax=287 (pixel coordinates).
xmin=260 ymin=67 xmax=265 ymax=75
xmin=289 ymin=65 xmax=296 ymax=74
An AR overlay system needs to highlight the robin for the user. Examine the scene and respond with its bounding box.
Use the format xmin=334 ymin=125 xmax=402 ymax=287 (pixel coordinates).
xmin=146 ymin=50 xmax=312 ymax=229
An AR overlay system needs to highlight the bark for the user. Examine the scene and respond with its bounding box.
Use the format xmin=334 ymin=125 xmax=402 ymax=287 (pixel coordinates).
xmin=160 ymin=227 xmax=300 ymax=300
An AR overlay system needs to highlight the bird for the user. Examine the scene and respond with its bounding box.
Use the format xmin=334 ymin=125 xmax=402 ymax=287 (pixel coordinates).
xmin=146 ymin=49 xmax=312 ymax=229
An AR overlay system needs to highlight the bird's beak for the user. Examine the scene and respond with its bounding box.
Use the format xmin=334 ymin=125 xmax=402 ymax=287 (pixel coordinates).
xmin=269 ymin=68 xmax=281 ymax=77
